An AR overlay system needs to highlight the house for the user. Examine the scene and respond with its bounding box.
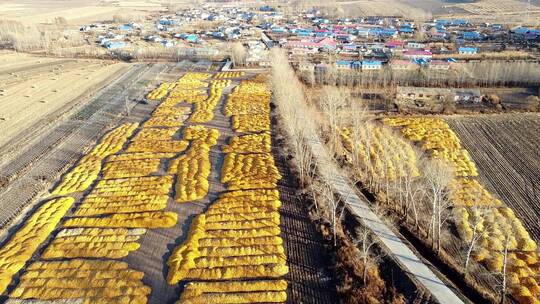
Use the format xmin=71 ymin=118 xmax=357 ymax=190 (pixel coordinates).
xmin=462 ymin=31 xmax=481 ymax=40
xmin=386 ymin=40 xmax=405 ymax=49
xmin=351 ymin=61 xmax=362 ymax=69
xmin=389 ymin=59 xmax=418 ymax=70
xmin=362 ymin=60 xmax=382 ymax=70
xmin=458 ymin=47 xmax=478 ymax=54
xmin=119 ymin=24 xmax=133 ymax=31
xmin=336 ymin=60 xmax=353 ymax=70
xmin=429 ymin=60 xmax=450 ymax=70
xmin=341 ymin=43 xmax=358 ymax=53
xmin=104 ymin=41 xmax=126 ymax=50
xmin=403 ymin=50 xmax=432 ymax=60
xmin=406 ymin=42 xmax=425 ymax=49
xmin=161 ymin=40 xmax=174 ymax=47
xmin=284 ymin=37 xmax=337 ymax=51
xmin=185 ymin=34 xmax=199 ymax=43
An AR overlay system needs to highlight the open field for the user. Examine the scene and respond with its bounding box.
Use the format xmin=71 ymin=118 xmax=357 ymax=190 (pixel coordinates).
xmin=0 ymin=67 xmax=336 ymax=303
xmin=0 ymin=51 xmax=128 ymax=149
xmin=0 ymin=0 xmax=172 ymax=24
xmin=446 ymin=114 xmax=540 ymax=243
xmin=442 ymin=0 xmax=540 ymax=24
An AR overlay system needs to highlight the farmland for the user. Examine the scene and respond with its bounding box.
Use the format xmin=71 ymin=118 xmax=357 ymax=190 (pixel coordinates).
xmin=0 ymin=51 xmax=128 ymax=149
xmin=446 ymin=114 xmax=540 ymax=243
xmin=0 ymin=69 xmax=336 ymax=303
xmin=0 ymin=0 xmax=167 ymax=24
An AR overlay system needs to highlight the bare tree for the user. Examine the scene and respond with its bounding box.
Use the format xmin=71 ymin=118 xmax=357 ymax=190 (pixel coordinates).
xmin=229 ymin=42 xmax=247 ymax=67
xmin=320 ymin=182 xmax=343 ymax=246
xmin=462 ymin=207 xmax=489 ymax=275
xmin=354 ymin=225 xmax=384 ymax=284
xmin=423 ymin=158 xmax=454 ymax=252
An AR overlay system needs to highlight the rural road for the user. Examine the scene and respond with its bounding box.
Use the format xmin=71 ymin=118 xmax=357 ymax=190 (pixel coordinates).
xmin=303 ymin=126 xmax=465 ymax=304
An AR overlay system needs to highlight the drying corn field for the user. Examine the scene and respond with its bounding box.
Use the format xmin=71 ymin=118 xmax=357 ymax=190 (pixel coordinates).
xmin=446 ymin=114 xmax=540 ymax=244
xmin=0 ymin=70 xmax=335 ymax=303
xmin=382 ymin=116 xmax=540 ymax=304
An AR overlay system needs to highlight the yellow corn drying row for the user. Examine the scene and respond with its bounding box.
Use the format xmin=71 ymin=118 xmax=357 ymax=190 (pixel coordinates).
xmin=143 ymin=97 xmax=189 ymax=128
xmin=42 ymin=228 xmax=146 ymax=259
xmin=383 ymin=117 xmax=478 ymax=177
xmin=51 ymin=123 xmax=138 ymax=195
xmin=214 ymin=71 xmax=245 ymax=79
xmin=147 ymin=82 xmax=175 ymax=100
xmin=222 ymin=132 xmax=272 ymax=153
xmin=179 ymin=279 xmax=287 ymax=304
xmin=187 ymin=81 xmax=229 ymax=123
xmin=449 ymin=178 xmax=502 ymax=207
xmin=9 ymin=259 xmax=150 ymax=303
xmin=169 ymin=126 xmax=219 ymax=202
xmin=340 ymin=125 xmax=420 ymax=180
xmin=130 ymin=119 xmax=188 ymax=154
xmin=384 ymin=117 xmax=539 ymax=304
xmin=167 ymin=189 xmax=287 ymax=284
xmin=456 ymin=206 xmax=540 ymax=303
xmin=224 ymin=80 xmax=271 ymax=116
xmin=0 ymin=197 xmax=75 ymax=295
xmin=221 ymin=153 xmax=282 ymax=190
xmin=108 ymin=152 xmax=176 ymax=161
xmin=64 ymin=211 xmax=177 ymax=229
xmin=169 ymin=78 xmax=288 ymax=303
xmin=232 ymin=114 xmax=270 ymax=133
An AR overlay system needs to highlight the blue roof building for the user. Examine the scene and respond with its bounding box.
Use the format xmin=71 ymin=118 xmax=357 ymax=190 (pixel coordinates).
xmin=458 ymin=47 xmax=478 ymax=54
xmin=362 ymin=60 xmax=382 ymax=70
xmin=119 ymin=24 xmax=133 ymax=31
xmin=463 ymin=31 xmax=481 ymax=40
xmin=104 ymin=41 xmax=126 ymax=50
xmin=336 ymin=60 xmax=353 ymax=69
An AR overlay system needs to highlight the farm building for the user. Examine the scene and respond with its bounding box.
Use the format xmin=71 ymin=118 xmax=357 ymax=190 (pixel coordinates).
xmin=403 ymin=50 xmax=432 ymax=60
xmin=362 ymin=60 xmax=382 ymax=70
xmin=458 ymin=47 xmax=478 ymax=54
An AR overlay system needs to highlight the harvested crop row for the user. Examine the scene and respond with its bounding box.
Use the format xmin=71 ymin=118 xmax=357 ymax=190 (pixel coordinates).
xmin=221 ymin=153 xmax=282 ymax=190
xmin=169 ymin=126 xmax=219 ymax=203
xmin=51 ymin=123 xmax=138 ymax=195
xmin=169 ymin=79 xmax=288 ymax=302
xmin=222 ymin=132 xmax=272 ymax=154
xmin=341 ymin=125 xmax=420 ymax=181
xmin=214 ymin=71 xmax=245 ymax=79
xmin=384 ymin=117 xmax=539 ymax=304
xmin=9 ymin=259 xmax=150 ymax=303
xmin=0 ymin=197 xmax=75 ymax=295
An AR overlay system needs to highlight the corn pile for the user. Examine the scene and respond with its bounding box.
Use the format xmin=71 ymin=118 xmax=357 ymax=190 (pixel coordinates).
xmin=41 ymin=228 xmax=146 ymax=259
xmin=51 ymin=123 xmax=138 ymax=195
xmin=169 ymin=126 xmax=219 ymax=203
xmin=147 ymin=82 xmax=175 ymax=100
xmin=222 ymin=153 xmax=282 ymax=190
xmin=129 ymin=108 xmax=189 ymax=153
xmin=168 ymin=79 xmax=288 ymax=303
xmin=10 ymin=260 xmax=150 ymax=303
xmin=449 ymin=178 xmax=502 ymax=207
xmin=188 ymin=80 xmax=231 ymax=123
xmin=340 ymin=125 xmax=420 ymax=180
xmin=0 ymin=197 xmax=75 ymax=295
xmin=167 ymin=190 xmax=288 ymax=293
xmin=383 ymin=117 xmax=478 ymax=177
xmin=225 ymin=80 xmax=271 ymax=133
xmin=222 ymin=132 xmax=272 ymax=153
xmin=4 ymin=88 xmax=196 ymax=301
xmin=384 ymin=117 xmax=540 ymax=304
xmin=455 ymin=206 xmax=539 ymax=303
xmin=214 ymin=71 xmax=245 ymax=79
xmin=224 ymin=80 xmax=271 ymax=116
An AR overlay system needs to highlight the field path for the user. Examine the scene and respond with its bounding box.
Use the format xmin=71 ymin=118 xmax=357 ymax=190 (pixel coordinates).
xmin=301 ymin=117 xmax=466 ymax=304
